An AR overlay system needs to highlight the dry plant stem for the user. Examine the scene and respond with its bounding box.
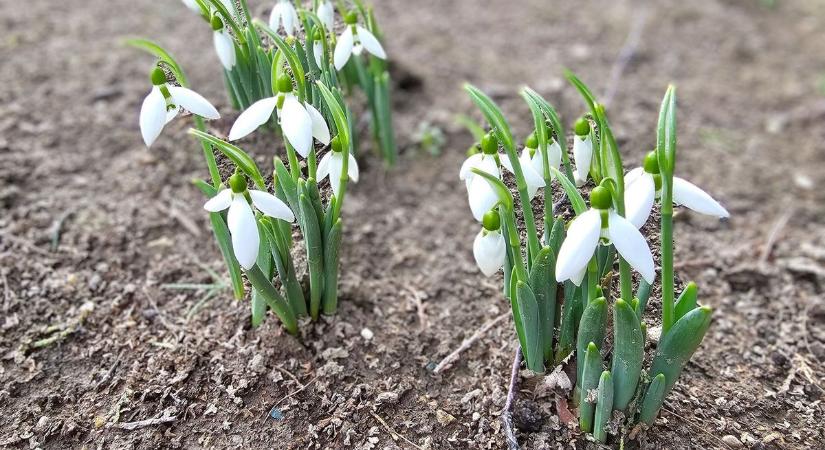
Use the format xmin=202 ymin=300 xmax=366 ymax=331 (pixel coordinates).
xmin=502 ymin=348 xmax=522 ymax=450
xmin=603 ymin=9 xmax=648 ymax=106
xmin=113 ymin=415 xmax=177 ymax=431
xmin=432 ymin=312 xmax=510 ymax=374
xmin=370 ymin=412 xmax=425 ymax=450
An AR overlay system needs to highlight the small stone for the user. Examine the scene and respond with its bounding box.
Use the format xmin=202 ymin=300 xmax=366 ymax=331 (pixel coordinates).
xmin=375 ymin=392 xmax=399 ymax=405
xmin=248 ymin=354 xmax=266 ymax=374
xmin=35 ymin=416 xmax=49 ymax=430
xmin=722 ymin=435 xmax=743 ymax=448
xmin=472 ymin=412 xmax=481 ymax=422
xmin=436 ymin=409 xmax=455 ymax=425
xmin=360 ymin=328 xmax=374 ymax=340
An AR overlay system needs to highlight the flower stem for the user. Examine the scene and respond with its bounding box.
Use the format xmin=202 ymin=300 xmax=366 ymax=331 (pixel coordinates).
xmin=192 ymin=116 xmax=221 ymax=187
xmin=245 ymin=265 xmax=298 ymax=335
xmin=660 ymin=190 xmax=674 ymax=333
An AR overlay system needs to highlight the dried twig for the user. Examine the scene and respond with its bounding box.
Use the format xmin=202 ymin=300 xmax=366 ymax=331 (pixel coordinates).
xmin=370 ymin=412 xmax=424 ymax=450
xmin=432 ymin=312 xmax=509 ymax=374
xmin=603 ymin=8 xmax=649 ymax=106
xmin=501 ymin=348 xmax=522 ymax=450
xmin=760 ymin=207 xmax=793 ymax=263
xmin=113 ymin=414 xmax=177 ymax=430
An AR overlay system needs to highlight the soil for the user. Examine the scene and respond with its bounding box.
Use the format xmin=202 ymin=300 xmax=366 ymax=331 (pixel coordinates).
xmin=2 ymin=0 xmax=824 ymax=449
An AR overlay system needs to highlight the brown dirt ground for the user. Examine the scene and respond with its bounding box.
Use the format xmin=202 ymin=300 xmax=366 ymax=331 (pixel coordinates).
xmin=2 ymin=0 xmax=825 ymax=449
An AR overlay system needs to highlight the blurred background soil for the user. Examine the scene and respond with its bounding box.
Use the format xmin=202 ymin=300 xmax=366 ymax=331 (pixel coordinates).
xmin=1 ymin=0 xmax=823 ymax=448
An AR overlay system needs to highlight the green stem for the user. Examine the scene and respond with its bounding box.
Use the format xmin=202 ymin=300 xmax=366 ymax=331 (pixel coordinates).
xmin=661 ymin=195 xmax=675 ymax=333
xmin=284 ymin=140 xmax=301 ymax=182
xmin=587 ymin=258 xmax=598 ymax=303
xmin=245 ymin=265 xmax=298 ymax=335
xmin=193 ymin=116 xmax=221 ymax=187
xmin=501 ymin=205 xmax=528 ymax=283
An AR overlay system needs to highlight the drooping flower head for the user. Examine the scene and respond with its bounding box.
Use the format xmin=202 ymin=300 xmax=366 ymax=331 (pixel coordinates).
xmin=333 ymin=11 xmax=386 ymax=70
xmin=460 ymin=133 xmax=503 ymax=222
xmin=555 ymin=184 xmax=655 ymax=286
xmin=139 ymin=67 xmax=220 ymax=147
xmin=317 ymin=135 xmax=359 ymax=198
xmin=203 ymin=172 xmax=295 ymax=269
xmin=228 ymin=74 xmax=330 ymax=158
xmin=269 ymin=0 xmax=300 ymax=36
xmin=625 ymin=151 xmax=730 ymax=229
xmin=572 ymin=117 xmax=593 ymax=187
xmin=316 ymin=0 xmax=335 ymax=32
xmin=473 ymin=210 xmax=506 ymax=276
xmin=500 ymin=132 xmax=556 ymax=199
xmin=211 ymin=15 xmax=236 ymax=71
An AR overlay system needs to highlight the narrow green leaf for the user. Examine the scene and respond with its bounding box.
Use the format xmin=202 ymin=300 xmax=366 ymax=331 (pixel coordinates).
xmin=516 ymin=281 xmax=544 ymax=372
xmin=209 ymin=213 xmax=244 ymax=300
xmin=300 ymin=193 xmax=324 ymax=320
xmin=635 ymin=279 xmax=652 ymax=316
xmin=189 ymin=130 xmax=266 ymax=188
xmin=576 ymin=297 xmax=607 ymax=393
xmin=254 ymin=19 xmax=308 ymax=100
xmin=639 ymin=373 xmax=667 ymax=425
xmin=555 ymin=281 xmax=581 ymax=364
xmin=322 ymin=219 xmax=343 ymax=315
xmin=245 ymin=265 xmax=298 ymax=335
xmin=274 ymin=157 xmax=299 ymax=212
xmin=549 ymin=167 xmax=587 ymax=215
xmin=124 ymin=39 xmax=188 ymax=86
xmin=509 ymin=265 xmax=527 ymax=354
xmin=611 ymin=299 xmax=644 ymax=411
xmin=674 ymin=281 xmax=698 ymax=321
xmin=463 ymin=84 xmax=515 ymax=159
xmin=579 ymin=342 xmax=603 ymax=433
xmin=650 ymin=306 xmax=713 ymax=395
xmin=529 ymin=247 xmax=557 ymax=363
xmin=593 ymin=370 xmax=614 ymax=443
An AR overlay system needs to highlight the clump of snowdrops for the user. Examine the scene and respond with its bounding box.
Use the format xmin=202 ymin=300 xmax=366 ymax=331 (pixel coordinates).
xmin=129 ymin=0 xmax=390 ymax=333
xmin=462 ymin=74 xmax=729 ymax=442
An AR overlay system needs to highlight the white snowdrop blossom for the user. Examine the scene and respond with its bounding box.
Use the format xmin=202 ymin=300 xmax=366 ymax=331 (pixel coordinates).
xmin=228 ymin=76 xmax=330 ymax=157
xmin=269 ymin=0 xmax=299 ymax=36
xmin=203 ymin=175 xmax=295 ymax=270
xmin=555 ymin=186 xmax=655 ymax=286
xmin=181 ymin=0 xmax=200 ymax=13
xmin=499 ymin=148 xmax=547 ymax=200
xmin=317 ymin=1 xmax=334 ymax=31
xmin=624 ymin=152 xmax=730 ymax=229
xmin=473 ymin=210 xmax=506 ymax=276
xmin=459 ymin=153 xmax=500 ymax=222
xmin=212 ymin=17 xmax=236 ymax=70
xmin=333 ymin=13 xmax=386 ymax=70
xmin=571 ymin=118 xmax=593 ymax=187
xmin=316 ymin=138 xmax=359 ymax=198
xmin=139 ymin=68 xmax=220 ymax=147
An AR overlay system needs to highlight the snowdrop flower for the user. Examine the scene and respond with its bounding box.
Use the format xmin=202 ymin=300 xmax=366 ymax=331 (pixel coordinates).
xmin=317 ymin=0 xmax=334 ymax=32
xmin=625 ymin=151 xmax=730 ymax=228
xmin=473 ymin=210 xmax=507 ymax=276
xmin=460 ymin=134 xmax=503 ymax=222
xmin=140 ymin=68 xmax=220 ymax=147
xmin=228 ymin=75 xmax=330 ymax=157
xmin=204 ymin=173 xmax=295 ymax=270
xmin=269 ymin=0 xmax=299 ymax=36
xmin=181 ymin=0 xmax=200 ymax=13
xmin=312 ymin=29 xmax=325 ymax=68
xmin=499 ymin=147 xmax=546 ymax=200
xmin=211 ymin=16 xmax=236 ymax=70
xmin=333 ymin=11 xmax=386 ymax=71
xmin=556 ymin=185 xmax=655 ymax=286
xmin=317 ymin=136 xmax=359 ymax=198
xmin=572 ymin=118 xmax=594 ymax=187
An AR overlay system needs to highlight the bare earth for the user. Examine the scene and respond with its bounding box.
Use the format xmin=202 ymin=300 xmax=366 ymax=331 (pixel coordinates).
xmin=1 ymin=0 xmax=824 ymax=448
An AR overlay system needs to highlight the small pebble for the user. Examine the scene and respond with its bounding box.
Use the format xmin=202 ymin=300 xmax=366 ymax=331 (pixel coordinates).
xmin=360 ymin=328 xmax=374 ymax=340
xmin=722 ymin=435 xmax=743 ymax=448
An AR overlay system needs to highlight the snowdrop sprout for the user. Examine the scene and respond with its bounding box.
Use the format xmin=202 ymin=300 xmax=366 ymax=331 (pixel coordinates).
xmin=211 ymin=15 xmax=237 ymax=71
xmin=317 ymin=135 xmax=360 ymax=198
xmin=473 ymin=210 xmax=506 ymax=276
xmin=269 ymin=0 xmax=300 ymax=36
xmin=555 ymin=184 xmax=655 ymax=286
xmin=572 ymin=117 xmax=593 ymax=186
xmin=204 ymin=172 xmax=295 ymax=270
xmin=333 ymin=11 xmax=387 ymax=71
xmin=139 ymin=67 xmax=220 ymax=147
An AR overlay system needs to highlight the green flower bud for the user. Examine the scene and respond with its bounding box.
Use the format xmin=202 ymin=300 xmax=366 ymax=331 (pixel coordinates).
xmin=482 ymin=210 xmax=501 ymax=231
xmin=574 ymin=117 xmax=590 ymax=136
xmin=228 ymin=173 xmax=248 ymax=193
xmin=150 ymin=67 xmax=167 ymax=86
xmin=344 ymin=11 xmax=358 ymax=25
xmin=653 ymin=173 xmax=662 ymax=191
xmin=643 ymin=150 xmax=660 ymax=174
xmin=210 ymin=14 xmax=224 ymax=31
xmin=313 ymin=29 xmax=323 ymax=41
xmin=277 ymin=74 xmax=293 ymax=93
xmin=590 ymin=185 xmax=612 ymax=210
xmin=331 ymin=135 xmax=342 ymax=153
xmin=525 ymin=132 xmax=537 ymax=149
xmin=481 ymin=133 xmax=498 ymax=155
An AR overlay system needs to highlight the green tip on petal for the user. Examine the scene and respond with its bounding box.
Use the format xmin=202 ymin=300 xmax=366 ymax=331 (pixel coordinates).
xmin=150 ymin=67 xmax=167 ymax=86
xmin=277 ymin=74 xmax=293 ymax=93
xmin=229 ymin=173 xmax=248 ymax=193
xmin=481 ymin=132 xmax=498 ymax=155
xmin=331 ymin=135 xmax=342 ymax=153
xmin=590 ymin=186 xmax=612 ymax=210
xmin=313 ymin=29 xmax=323 ymax=40
xmin=482 ymin=210 xmax=501 ymax=231
xmin=644 ymin=150 xmax=660 ymax=174
xmin=210 ymin=14 xmax=224 ymax=31
xmin=525 ymin=132 xmax=537 ymax=149
xmin=574 ymin=117 xmax=590 ymax=136
xmin=344 ymin=11 xmax=358 ymax=25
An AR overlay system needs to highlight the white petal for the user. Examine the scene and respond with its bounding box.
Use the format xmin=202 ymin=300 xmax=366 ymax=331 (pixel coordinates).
xmin=555 ymin=209 xmax=602 ymax=282
xmin=329 ymin=152 xmax=344 ymax=198
xmin=333 ymin=27 xmax=354 ymax=70
xmin=520 ymin=152 xmax=546 ymax=199
xmin=459 ymin=153 xmax=484 ymax=181
xmin=317 ymin=1 xmax=334 ymax=31
xmin=528 ymin=148 xmax=546 ymax=176
xmin=268 ymin=3 xmax=283 ymax=30
xmin=673 ymin=177 xmax=730 ymax=218
xmin=473 ymin=230 xmax=506 ymax=276
xmin=352 ymin=44 xmax=364 ymax=56
xmin=282 ymin=2 xmax=299 ymax=36
xmin=624 ymin=172 xmax=655 ymax=229
xmin=608 ymin=211 xmax=655 ymax=284
xmin=213 ymin=30 xmax=236 ymax=70
xmin=203 ymin=189 xmax=233 ymax=212
xmin=624 ymin=167 xmax=644 ymax=188
xmin=280 ymin=95 xmax=313 ymax=158
xmin=249 ymin=190 xmax=295 ymax=222
xmin=316 ymin=151 xmax=332 ymax=181
xmin=548 ymin=140 xmax=563 ymax=169
xmin=181 ymin=0 xmax=200 ymax=12
xmin=313 ymin=41 xmax=324 ymax=68
xmin=165 ymin=104 xmax=180 ymax=124
xmin=468 ymin=176 xmax=500 ymax=222
xmin=227 ymin=196 xmax=259 ymax=270
xmin=356 ymin=26 xmax=386 ymax=59
xmin=228 ymin=97 xmax=278 ymax=141
xmin=573 ymin=135 xmax=593 ymax=185
xmin=305 ymin=103 xmax=330 ymax=145
xmin=168 ymin=86 xmax=220 ymax=120
xmin=570 ymin=265 xmax=588 ymax=287
xmin=347 ymin=153 xmax=359 ymax=182
xmin=499 ymin=153 xmax=515 ymax=174
xmin=139 ymin=86 xmax=167 ymax=147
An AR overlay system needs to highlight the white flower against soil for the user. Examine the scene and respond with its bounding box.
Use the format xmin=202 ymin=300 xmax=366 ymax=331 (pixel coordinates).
xmin=473 ymin=211 xmax=507 ymax=276
xmin=204 ymin=174 xmax=295 ymax=270
xmin=317 ymin=1 xmax=334 ymax=32
xmin=624 ymin=151 xmax=730 ymax=228
xmin=269 ymin=0 xmax=299 ymax=36
xmin=556 ymin=186 xmax=655 ymax=286
xmin=333 ymin=12 xmax=386 ymax=70
xmin=459 ymin=153 xmax=501 ymax=222
xmin=140 ymin=68 xmax=220 ymax=147
xmin=499 ymin=148 xmax=546 ymax=200
xmin=212 ymin=16 xmax=236 ymax=70
xmin=571 ymin=118 xmax=593 ymax=187
xmin=228 ymin=75 xmax=330 ymax=158
xmin=316 ymin=137 xmax=359 ymax=198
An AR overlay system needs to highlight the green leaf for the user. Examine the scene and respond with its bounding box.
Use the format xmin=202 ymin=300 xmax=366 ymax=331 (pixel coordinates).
xmin=650 ymin=306 xmax=712 ymax=395
xmin=322 ymin=219 xmax=343 ymax=315
xmin=529 ymin=247 xmax=557 ymax=363
xmin=611 ymin=299 xmax=644 ymax=411
xmin=579 ymin=342 xmax=603 ymax=433
xmin=274 ymin=157 xmax=299 ymax=212
xmin=593 ymin=370 xmax=614 ymax=443
xmin=635 ymin=279 xmax=652 ymax=316
xmin=124 ymin=38 xmax=189 ymax=86
xmin=300 ymin=192 xmax=324 ymax=320
xmin=244 ymin=265 xmax=298 ymax=335
xmin=251 ymin=289 xmax=267 ymax=328
xmin=576 ymin=297 xmax=607 ymax=393
xmin=657 ymin=85 xmax=677 ymax=175
xmin=564 ymin=70 xmax=598 ymax=115
xmin=254 ymin=19 xmax=307 ymax=100
xmin=509 ymin=265 xmax=527 ymax=354
xmin=549 ymin=167 xmax=587 ymax=215
xmin=547 ymin=218 xmax=565 ymax=254
xmin=463 ymin=84 xmax=515 ymax=156
xmin=555 ymin=281 xmax=581 ymax=364
xmin=639 ymin=373 xmax=667 ymax=425
xmin=516 ymin=281 xmax=544 ymax=372
xmin=188 ymin=130 xmax=266 ymax=188
xmin=674 ymin=281 xmax=698 ymax=321
xmin=208 ymin=213 xmax=244 ymax=300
